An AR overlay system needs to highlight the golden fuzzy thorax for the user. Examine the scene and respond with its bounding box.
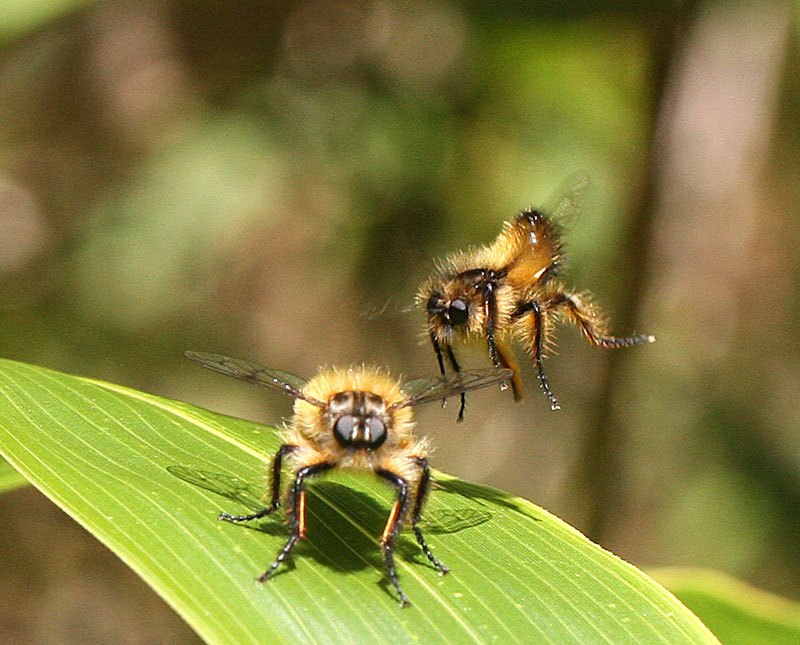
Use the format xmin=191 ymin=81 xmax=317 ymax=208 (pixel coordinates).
xmin=282 ymin=366 xmax=429 ymax=485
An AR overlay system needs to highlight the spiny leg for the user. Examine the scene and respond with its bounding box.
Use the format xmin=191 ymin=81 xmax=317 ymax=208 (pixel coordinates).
xmin=547 ymin=292 xmax=655 ymax=348
xmin=376 ymin=468 xmax=412 ymax=606
xmin=256 ymin=461 xmax=332 ymax=583
xmin=486 ymin=281 xmax=519 ymax=401
xmin=409 ymin=457 xmax=448 ymax=574
xmin=513 ymin=301 xmax=561 ymax=410
xmin=219 ymin=444 xmax=297 ymax=522
xmin=444 ymin=345 xmax=467 ymax=423
xmin=429 ymin=331 xmax=446 ymax=377
xmin=430 ymin=331 xmax=466 ymax=422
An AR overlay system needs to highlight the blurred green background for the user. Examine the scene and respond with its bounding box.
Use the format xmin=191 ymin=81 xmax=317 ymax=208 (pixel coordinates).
xmin=1 ymin=0 xmax=798 ymax=641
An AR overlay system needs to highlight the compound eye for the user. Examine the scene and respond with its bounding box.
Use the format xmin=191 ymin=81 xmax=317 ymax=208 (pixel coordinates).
xmin=366 ymin=416 xmax=387 ymax=449
xmin=447 ymin=299 xmax=469 ymax=326
xmin=333 ymin=414 xmax=356 ymax=446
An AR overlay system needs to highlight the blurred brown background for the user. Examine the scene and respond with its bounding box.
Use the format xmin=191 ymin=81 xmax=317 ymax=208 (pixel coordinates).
xmin=1 ymin=0 xmax=798 ymax=642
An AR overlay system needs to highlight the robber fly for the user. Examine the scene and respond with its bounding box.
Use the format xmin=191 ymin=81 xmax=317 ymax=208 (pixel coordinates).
xmin=185 ymin=351 xmax=512 ymax=606
xmin=418 ymin=175 xmax=654 ymax=421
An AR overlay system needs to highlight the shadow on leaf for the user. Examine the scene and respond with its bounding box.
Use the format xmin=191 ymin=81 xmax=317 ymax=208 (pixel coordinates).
xmin=166 ymin=465 xmax=264 ymax=509
xmin=166 ymin=467 xmax=492 ymax=577
xmin=433 ymin=478 xmax=542 ymax=522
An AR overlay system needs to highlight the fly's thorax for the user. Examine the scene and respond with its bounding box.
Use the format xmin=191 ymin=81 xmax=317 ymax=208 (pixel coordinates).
xmin=301 ymin=366 xmax=407 ymax=407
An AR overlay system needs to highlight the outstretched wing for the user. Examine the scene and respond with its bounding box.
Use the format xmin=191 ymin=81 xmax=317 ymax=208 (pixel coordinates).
xmin=395 ymin=368 xmax=514 ymax=409
xmin=184 ymin=351 xmax=324 ymax=407
xmin=544 ymin=170 xmax=590 ymax=224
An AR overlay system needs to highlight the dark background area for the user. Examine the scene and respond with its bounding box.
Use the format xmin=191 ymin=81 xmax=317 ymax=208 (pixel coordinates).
xmin=0 ymin=0 xmax=798 ymax=641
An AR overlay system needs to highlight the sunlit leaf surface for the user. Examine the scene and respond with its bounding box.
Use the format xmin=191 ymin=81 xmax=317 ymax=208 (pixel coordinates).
xmin=0 ymin=359 xmax=717 ymax=644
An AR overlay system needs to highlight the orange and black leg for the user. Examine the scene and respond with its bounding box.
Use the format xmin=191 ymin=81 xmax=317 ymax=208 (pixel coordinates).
xmin=513 ymin=301 xmax=561 ymax=410
xmin=547 ymin=292 xmax=655 ymax=348
xmin=376 ymin=468 xmax=414 ymax=606
xmin=218 ymin=444 xmax=297 ymax=522
xmin=254 ymin=460 xmax=333 ymax=583
xmin=221 ymin=450 xmax=332 ymax=583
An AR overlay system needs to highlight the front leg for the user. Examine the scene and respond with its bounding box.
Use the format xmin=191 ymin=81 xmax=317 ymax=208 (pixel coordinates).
xmin=429 ymin=331 xmax=446 ymax=377
xmin=408 ymin=457 xmax=448 ymax=574
xmin=429 ymin=332 xmax=466 ymax=423
xmin=254 ymin=460 xmax=333 ymax=582
xmin=220 ymin=456 xmax=333 ymax=583
xmin=219 ymin=444 xmax=297 ymax=522
xmin=485 ymin=280 xmax=513 ymax=402
xmin=484 ymin=281 xmax=503 ymax=374
xmin=376 ymin=468 xmax=413 ymax=606
xmin=444 ymin=344 xmax=467 ymax=424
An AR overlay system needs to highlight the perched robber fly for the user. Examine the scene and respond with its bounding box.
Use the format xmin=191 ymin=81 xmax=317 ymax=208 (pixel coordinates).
xmin=418 ymin=175 xmax=654 ymax=421
xmin=185 ymin=351 xmax=512 ymax=606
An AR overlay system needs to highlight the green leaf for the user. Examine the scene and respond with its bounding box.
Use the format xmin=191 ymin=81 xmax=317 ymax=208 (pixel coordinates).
xmin=0 ymin=358 xmax=717 ymax=644
xmin=651 ymin=568 xmax=800 ymax=645
xmin=0 ymin=456 xmax=28 ymax=493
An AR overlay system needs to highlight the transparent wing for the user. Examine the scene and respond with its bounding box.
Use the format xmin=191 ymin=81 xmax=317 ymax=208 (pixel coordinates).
xmin=543 ymin=171 xmax=591 ymax=224
xmin=396 ymin=368 xmax=514 ymax=409
xmin=184 ymin=351 xmax=324 ymax=406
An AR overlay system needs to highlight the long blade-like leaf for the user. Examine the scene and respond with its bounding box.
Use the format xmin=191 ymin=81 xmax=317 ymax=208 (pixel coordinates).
xmin=0 ymin=359 xmax=717 ymax=644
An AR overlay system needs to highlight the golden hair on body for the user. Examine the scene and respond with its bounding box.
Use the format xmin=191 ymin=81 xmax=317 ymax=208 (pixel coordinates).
xmin=419 ymin=178 xmax=655 ymax=421
xmin=185 ymin=351 xmax=512 ymax=606
xmin=288 ymin=366 xmax=429 ymax=487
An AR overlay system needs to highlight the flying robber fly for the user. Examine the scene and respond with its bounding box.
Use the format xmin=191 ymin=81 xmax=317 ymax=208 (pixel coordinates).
xmin=418 ymin=175 xmax=655 ymax=422
xmin=184 ymin=351 xmax=512 ymax=606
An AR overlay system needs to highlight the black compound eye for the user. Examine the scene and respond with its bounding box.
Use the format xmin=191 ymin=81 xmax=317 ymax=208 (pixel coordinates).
xmin=447 ymin=299 xmax=469 ymax=326
xmin=333 ymin=414 xmax=356 ymax=446
xmin=366 ymin=416 xmax=387 ymax=449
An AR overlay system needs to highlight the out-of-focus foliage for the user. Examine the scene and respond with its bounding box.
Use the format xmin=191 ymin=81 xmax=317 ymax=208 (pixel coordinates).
xmin=0 ymin=0 xmax=798 ymax=641
xmin=652 ymin=568 xmax=800 ymax=645
xmin=0 ymin=0 xmax=98 ymax=43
